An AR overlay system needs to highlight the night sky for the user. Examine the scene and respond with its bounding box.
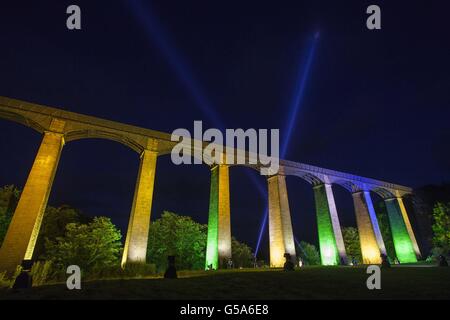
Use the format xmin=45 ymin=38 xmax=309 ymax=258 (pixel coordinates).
xmin=0 ymin=1 xmax=449 ymax=260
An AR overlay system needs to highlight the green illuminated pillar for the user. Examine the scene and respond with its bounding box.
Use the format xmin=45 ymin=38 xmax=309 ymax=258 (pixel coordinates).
xmin=205 ymin=164 xmax=231 ymax=270
xmin=385 ymin=198 xmax=417 ymax=263
xmin=205 ymin=166 xmax=219 ymax=270
xmin=313 ymin=184 xmax=339 ymax=266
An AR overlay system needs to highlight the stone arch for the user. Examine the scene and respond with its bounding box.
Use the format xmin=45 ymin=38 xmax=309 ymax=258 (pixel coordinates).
xmin=371 ymin=187 xmax=395 ymax=199
xmin=332 ymin=180 xmax=362 ymax=193
xmin=0 ymin=110 xmax=45 ymax=133
xmin=65 ymin=129 xmax=144 ymax=153
xmin=282 ymin=169 xmax=324 ymax=185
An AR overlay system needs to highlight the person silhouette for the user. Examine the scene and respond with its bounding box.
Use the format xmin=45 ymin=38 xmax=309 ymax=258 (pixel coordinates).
xmin=283 ymin=253 xmax=295 ymax=271
xmin=227 ymin=258 xmax=233 ymax=269
xmin=438 ymin=255 xmax=448 ymax=267
xmin=380 ymin=254 xmax=391 ymax=268
xmin=12 ymin=260 xmax=33 ymax=289
xmin=164 ymin=255 xmax=178 ymax=279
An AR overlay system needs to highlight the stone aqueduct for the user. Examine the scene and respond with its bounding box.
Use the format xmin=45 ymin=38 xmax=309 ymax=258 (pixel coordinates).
xmin=0 ymin=96 xmax=421 ymax=273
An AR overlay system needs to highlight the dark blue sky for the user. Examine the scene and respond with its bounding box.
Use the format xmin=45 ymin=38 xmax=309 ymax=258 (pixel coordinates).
xmin=0 ymin=1 xmax=449 ymax=260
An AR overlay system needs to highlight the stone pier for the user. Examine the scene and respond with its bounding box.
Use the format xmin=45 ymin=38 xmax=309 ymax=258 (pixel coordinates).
xmin=0 ymin=120 xmax=65 ymax=273
xmin=268 ymin=175 xmax=296 ymax=267
xmin=385 ymin=197 xmax=418 ymax=263
xmin=205 ymin=164 xmax=231 ymax=269
xmin=313 ymin=183 xmax=347 ymax=265
xmin=352 ymin=191 xmax=382 ymax=264
xmin=121 ymin=148 xmax=158 ymax=267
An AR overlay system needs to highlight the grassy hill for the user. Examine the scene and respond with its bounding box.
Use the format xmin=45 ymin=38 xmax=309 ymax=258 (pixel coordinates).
xmin=1 ymin=266 xmax=449 ymax=300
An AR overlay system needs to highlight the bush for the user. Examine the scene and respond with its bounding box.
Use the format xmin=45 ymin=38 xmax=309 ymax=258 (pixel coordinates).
xmin=297 ymin=241 xmax=321 ymax=265
xmin=0 ymin=266 xmax=22 ymax=289
xmin=0 ymin=272 xmax=11 ymax=288
xmin=85 ymin=263 xmax=157 ymax=281
xmin=44 ymin=217 xmax=123 ymax=273
xmin=429 ymin=247 xmax=448 ymax=262
xmin=31 ymin=261 xmax=56 ymax=286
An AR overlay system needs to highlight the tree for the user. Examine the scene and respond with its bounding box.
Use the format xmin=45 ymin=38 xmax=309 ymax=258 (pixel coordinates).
xmin=0 ymin=185 xmax=20 ymax=246
xmin=432 ymin=202 xmax=450 ymax=254
xmin=342 ymin=227 xmax=362 ymax=263
xmin=147 ymin=211 xmax=254 ymax=271
xmin=147 ymin=211 xmax=207 ymax=271
xmin=231 ymin=237 xmax=254 ymax=268
xmin=44 ymin=217 xmax=122 ymax=273
xmin=35 ymin=205 xmax=91 ymax=258
xmin=297 ymin=241 xmax=321 ymax=265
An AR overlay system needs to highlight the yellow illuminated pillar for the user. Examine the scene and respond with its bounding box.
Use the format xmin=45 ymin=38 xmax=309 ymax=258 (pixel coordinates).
xmin=0 ymin=121 xmax=65 ymax=273
xmin=363 ymin=191 xmax=387 ymax=256
xmin=121 ymin=149 xmax=158 ymax=267
xmin=352 ymin=191 xmax=382 ymax=264
xmin=268 ymin=175 xmax=295 ymax=267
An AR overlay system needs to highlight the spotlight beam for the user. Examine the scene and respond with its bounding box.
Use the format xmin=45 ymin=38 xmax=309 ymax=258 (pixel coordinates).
xmin=127 ymin=1 xmax=319 ymax=260
xmin=255 ymin=32 xmax=320 ymax=257
xmin=126 ymin=0 xmax=270 ymax=253
xmin=125 ymin=0 xmax=224 ymax=128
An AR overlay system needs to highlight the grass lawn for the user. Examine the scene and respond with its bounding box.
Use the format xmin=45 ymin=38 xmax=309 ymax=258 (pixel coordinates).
xmin=1 ymin=266 xmax=449 ymax=300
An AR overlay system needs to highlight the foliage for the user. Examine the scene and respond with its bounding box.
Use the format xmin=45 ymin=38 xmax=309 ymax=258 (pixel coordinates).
xmin=147 ymin=211 xmax=207 ymax=271
xmin=147 ymin=211 xmax=254 ymax=271
xmin=0 ymin=184 xmax=90 ymax=255
xmin=35 ymin=205 xmax=91 ymax=258
xmin=432 ymin=202 xmax=450 ymax=254
xmin=342 ymin=227 xmax=362 ymax=263
xmin=44 ymin=217 xmax=122 ymax=273
xmin=30 ymin=261 xmax=56 ymax=286
xmin=231 ymin=237 xmax=254 ymax=268
xmin=0 ymin=266 xmax=22 ymax=289
xmin=0 ymin=185 xmax=20 ymax=246
xmin=0 ymin=272 xmax=11 ymax=288
xmin=297 ymin=241 xmax=321 ymax=265
xmin=86 ymin=263 xmax=156 ymax=281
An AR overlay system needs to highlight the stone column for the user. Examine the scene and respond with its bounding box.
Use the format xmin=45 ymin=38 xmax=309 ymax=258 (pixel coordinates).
xmin=363 ymin=191 xmax=387 ymax=256
xmin=396 ymin=196 xmax=421 ymax=258
xmin=352 ymin=191 xmax=382 ymax=264
xmin=205 ymin=164 xmax=231 ymax=269
xmin=268 ymin=175 xmax=295 ymax=267
xmin=384 ymin=197 xmax=418 ymax=263
xmin=121 ymin=149 xmax=158 ymax=267
xmin=0 ymin=120 xmax=65 ymax=273
xmin=314 ymin=184 xmax=347 ymax=265
xmin=313 ymin=184 xmax=339 ymax=265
